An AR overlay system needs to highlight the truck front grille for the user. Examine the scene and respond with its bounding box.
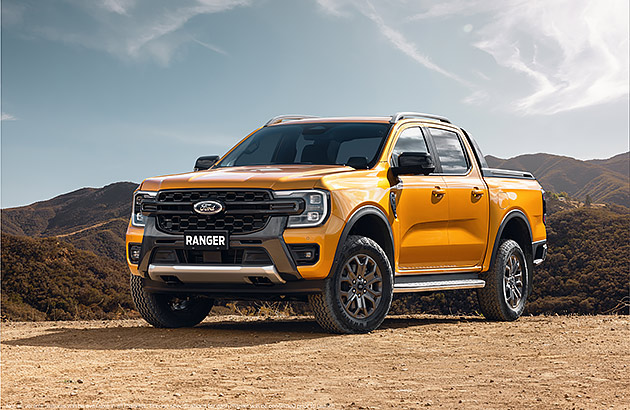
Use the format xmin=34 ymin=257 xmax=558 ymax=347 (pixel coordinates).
xmin=152 ymin=189 xmax=303 ymax=235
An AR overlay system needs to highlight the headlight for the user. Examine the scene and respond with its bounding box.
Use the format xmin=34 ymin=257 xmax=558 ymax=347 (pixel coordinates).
xmin=131 ymin=191 xmax=157 ymax=227
xmin=274 ymin=190 xmax=329 ymax=228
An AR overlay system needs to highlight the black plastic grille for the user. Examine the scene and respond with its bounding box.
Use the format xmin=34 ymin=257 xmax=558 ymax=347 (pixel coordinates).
xmin=157 ymin=213 xmax=268 ymax=234
xmin=153 ymin=190 xmax=300 ymax=235
xmin=159 ymin=190 xmax=270 ymax=203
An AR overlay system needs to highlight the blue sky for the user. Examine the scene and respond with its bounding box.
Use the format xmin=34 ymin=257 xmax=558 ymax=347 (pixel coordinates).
xmin=1 ymin=0 xmax=628 ymax=208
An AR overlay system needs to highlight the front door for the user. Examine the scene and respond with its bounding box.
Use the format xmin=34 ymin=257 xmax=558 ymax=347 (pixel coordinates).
xmin=391 ymin=126 xmax=450 ymax=271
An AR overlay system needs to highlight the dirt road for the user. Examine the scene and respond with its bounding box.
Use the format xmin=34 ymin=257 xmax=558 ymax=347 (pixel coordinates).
xmin=1 ymin=314 xmax=628 ymax=409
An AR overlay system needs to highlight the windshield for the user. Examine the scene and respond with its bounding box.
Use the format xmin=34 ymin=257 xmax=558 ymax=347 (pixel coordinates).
xmin=216 ymin=122 xmax=392 ymax=169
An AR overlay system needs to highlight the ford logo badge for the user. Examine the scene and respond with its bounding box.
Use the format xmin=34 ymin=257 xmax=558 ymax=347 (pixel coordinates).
xmin=193 ymin=200 xmax=224 ymax=215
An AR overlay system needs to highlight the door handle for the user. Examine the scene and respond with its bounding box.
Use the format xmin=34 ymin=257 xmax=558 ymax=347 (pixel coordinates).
xmin=432 ymin=187 xmax=446 ymax=197
xmin=472 ymin=187 xmax=485 ymax=197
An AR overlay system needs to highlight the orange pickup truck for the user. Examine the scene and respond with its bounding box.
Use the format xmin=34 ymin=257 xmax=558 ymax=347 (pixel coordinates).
xmin=126 ymin=112 xmax=547 ymax=333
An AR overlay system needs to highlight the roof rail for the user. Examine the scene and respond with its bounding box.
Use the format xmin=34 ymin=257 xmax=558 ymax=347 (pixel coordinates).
xmin=264 ymin=115 xmax=319 ymax=127
xmin=390 ymin=112 xmax=451 ymax=124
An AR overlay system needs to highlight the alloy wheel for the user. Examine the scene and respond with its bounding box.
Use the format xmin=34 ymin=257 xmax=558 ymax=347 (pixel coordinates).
xmin=503 ymin=253 xmax=524 ymax=310
xmin=338 ymin=254 xmax=383 ymax=319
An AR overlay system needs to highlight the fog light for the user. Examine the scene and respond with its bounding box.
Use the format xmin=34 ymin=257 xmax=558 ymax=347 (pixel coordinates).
xmin=289 ymin=244 xmax=319 ymax=266
xmin=129 ymin=244 xmax=142 ymax=264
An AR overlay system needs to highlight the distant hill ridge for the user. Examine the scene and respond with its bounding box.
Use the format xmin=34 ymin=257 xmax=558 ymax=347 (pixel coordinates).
xmin=486 ymin=152 xmax=629 ymax=207
xmin=1 ymin=181 xmax=138 ymax=237
xmin=1 ymin=153 xmax=628 ymax=320
xmin=1 ymin=153 xmax=628 ymax=241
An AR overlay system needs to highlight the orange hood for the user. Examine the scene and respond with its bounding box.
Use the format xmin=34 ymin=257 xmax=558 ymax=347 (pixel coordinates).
xmin=140 ymin=165 xmax=356 ymax=191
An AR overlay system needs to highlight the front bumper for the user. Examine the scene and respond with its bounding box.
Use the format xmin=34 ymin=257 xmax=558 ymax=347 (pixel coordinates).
xmin=134 ymin=215 xmax=302 ymax=284
xmin=148 ymin=264 xmax=286 ymax=284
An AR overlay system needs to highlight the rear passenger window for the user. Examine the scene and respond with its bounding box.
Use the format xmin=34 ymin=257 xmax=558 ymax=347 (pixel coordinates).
xmin=429 ymin=128 xmax=469 ymax=174
xmin=391 ymin=127 xmax=429 ymax=167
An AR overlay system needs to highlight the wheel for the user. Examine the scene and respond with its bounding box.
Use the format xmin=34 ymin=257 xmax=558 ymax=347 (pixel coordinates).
xmin=309 ymin=235 xmax=393 ymax=334
xmin=130 ymin=274 xmax=214 ymax=328
xmin=477 ymin=239 xmax=529 ymax=321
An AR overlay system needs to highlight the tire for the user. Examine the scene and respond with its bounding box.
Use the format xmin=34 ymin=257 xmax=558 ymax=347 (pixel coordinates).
xmin=130 ymin=274 xmax=214 ymax=328
xmin=309 ymin=235 xmax=393 ymax=334
xmin=477 ymin=239 xmax=529 ymax=321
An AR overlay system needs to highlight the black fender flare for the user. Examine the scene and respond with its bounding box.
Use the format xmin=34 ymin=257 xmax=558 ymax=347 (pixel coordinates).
xmin=328 ymin=205 xmax=395 ymax=278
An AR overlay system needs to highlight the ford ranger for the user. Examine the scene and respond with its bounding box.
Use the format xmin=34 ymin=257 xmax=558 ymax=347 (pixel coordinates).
xmin=126 ymin=112 xmax=547 ymax=333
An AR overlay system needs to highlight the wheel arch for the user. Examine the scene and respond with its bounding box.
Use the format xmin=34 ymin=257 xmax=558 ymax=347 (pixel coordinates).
xmin=490 ymin=209 xmax=533 ymax=265
xmin=329 ymin=206 xmax=395 ymax=278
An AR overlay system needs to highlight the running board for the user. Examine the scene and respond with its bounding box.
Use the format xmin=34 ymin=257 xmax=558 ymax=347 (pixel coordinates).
xmin=393 ymin=273 xmax=485 ymax=293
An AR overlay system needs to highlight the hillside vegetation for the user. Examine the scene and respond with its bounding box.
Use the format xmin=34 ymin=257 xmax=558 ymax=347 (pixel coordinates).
xmin=1 ymin=153 xmax=629 ymax=320
xmin=527 ymin=206 xmax=629 ymax=314
xmin=2 ymin=201 xmax=627 ymax=320
xmin=1 ymin=234 xmax=134 ymax=321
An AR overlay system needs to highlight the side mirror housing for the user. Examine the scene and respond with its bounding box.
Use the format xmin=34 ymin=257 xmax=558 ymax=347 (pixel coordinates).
xmin=194 ymin=155 xmax=220 ymax=171
xmin=391 ymin=152 xmax=435 ymax=176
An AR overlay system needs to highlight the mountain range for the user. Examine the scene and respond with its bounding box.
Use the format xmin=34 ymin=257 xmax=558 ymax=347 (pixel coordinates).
xmin=1 ymin=152 xmax=628 ymax=320
xmin=486 ymin=152 xmax=629 ymax=206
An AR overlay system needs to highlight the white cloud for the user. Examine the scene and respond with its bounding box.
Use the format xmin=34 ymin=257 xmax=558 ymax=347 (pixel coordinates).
xmin=190 ymin=37 xmax=228 ymax=55
xmin=462 ymin=90 xmax=488 ymax=105
xmin=319 ymin=0 xmax=629 ymax=115
xmin=6 ymin=0 xmax=628 ymax=115
xmin=101 ymin=0 xmax=136 ymax=15
xmin=1 ymin=113 xmax=17 ymax=121
xmin=318 ymin=0 xmax=472 ymax=87
xmin=7 ymin=0 xmax=249 ymax=65
xmin=473 ymin=0 xmax=629 ymax=114
xmin=407 ymin=0 xmax=495 ymax=21
xmin=316 ymin=0 xmax=353 ymax=17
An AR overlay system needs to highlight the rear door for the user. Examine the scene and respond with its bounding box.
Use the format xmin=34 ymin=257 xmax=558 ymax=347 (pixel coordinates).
xmin=426 ymin=127 xmax=489 ymax=268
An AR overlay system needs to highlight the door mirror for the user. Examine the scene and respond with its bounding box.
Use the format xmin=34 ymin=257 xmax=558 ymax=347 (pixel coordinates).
xmin=391 ymin=152 xmax=435 ymax=176
xmin=194 ymin=155 xmax=219 ymax=171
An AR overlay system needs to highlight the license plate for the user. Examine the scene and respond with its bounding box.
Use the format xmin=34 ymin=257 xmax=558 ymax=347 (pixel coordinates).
xmin=184 ymin=231 xmax=229 ymax=250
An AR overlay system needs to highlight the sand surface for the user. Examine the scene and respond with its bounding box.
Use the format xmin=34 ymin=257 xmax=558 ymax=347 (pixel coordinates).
xmin=1 ymin=314 xmax=628 ymax=409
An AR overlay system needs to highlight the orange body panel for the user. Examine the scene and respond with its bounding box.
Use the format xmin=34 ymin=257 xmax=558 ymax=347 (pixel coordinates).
xmin=126 ymin=117 xmax=546 ymax=281
xmin=481 ymin=177 xmax=546 ymax=271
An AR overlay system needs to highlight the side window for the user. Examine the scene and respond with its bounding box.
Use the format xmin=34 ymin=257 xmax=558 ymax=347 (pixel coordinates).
xmin=429 ymin=128 xmax=469 ymax=174
xmin=391 ymin=127 xmax=429 ymax=167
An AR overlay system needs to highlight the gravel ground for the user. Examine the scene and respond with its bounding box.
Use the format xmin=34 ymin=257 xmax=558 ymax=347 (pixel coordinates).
xmin=1 ymin=314 xmax=628 ymax=409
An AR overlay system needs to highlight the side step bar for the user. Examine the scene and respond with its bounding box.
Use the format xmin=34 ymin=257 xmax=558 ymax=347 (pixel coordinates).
xmin=394 ymin=273 xmax=485 ymax=293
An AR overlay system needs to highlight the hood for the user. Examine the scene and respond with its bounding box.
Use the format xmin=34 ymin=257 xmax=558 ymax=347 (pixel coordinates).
xmin=140 ymin=164 xmax=355 ymax=191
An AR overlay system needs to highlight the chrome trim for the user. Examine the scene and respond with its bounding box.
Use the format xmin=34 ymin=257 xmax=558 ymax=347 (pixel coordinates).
xmin=148 ymin=264 xmax=286 ymax=284
xmin=264 ymin=115 xmax=319 ymax=127
xmin=390 ymin=112 xmax=451 ymax=124
xmin=192 ymin=200 xmax=224 ymax=215
xmin=393 ymin=278 xmax=485 ymax=293
xmin=483 ymin=168 xmax=536 ymax=180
